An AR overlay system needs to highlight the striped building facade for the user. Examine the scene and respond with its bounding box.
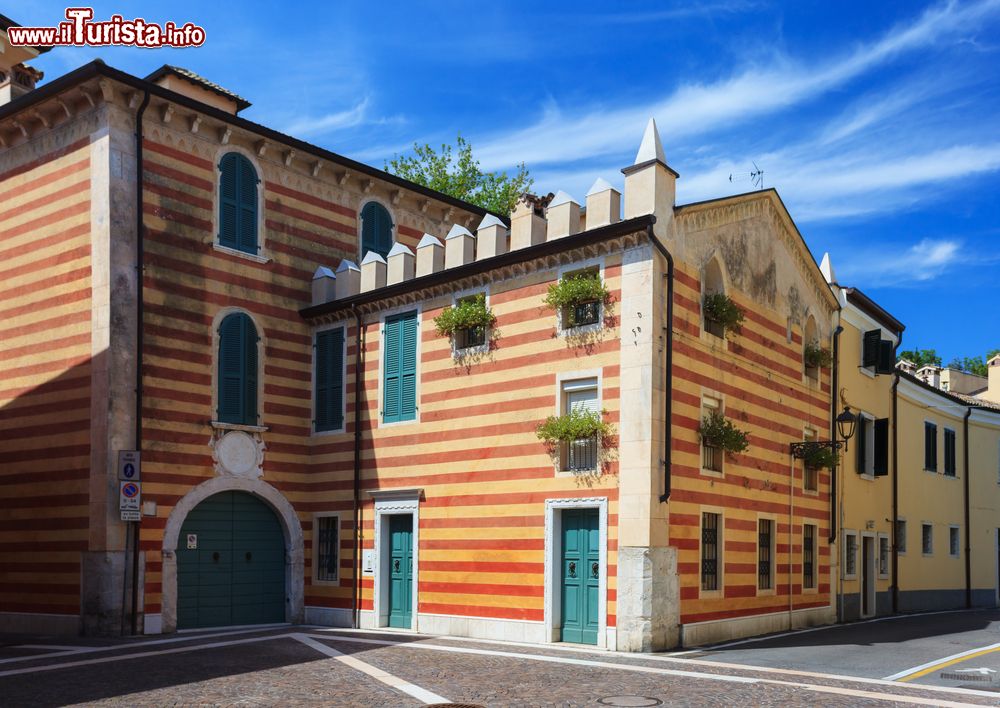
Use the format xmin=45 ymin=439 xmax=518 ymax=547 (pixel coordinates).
xmin=1 ymin=50 xmax=841 ymax=648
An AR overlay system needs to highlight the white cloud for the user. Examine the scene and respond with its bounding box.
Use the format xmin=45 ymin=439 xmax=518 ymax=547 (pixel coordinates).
xmin=835 ymin=238 xmax=963 ymax=287
xmin=280 ymin=98 xmax=406 ymax=138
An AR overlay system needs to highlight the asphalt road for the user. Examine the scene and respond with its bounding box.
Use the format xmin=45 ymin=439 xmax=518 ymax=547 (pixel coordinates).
xmin=1 ymin=613 xmax=999 ymax=706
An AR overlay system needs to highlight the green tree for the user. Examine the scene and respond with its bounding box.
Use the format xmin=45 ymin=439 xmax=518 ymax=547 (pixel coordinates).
xmin=386 ymin=135 xmax=532 ymax=216
xmin=897 ymin=349 xmax=941 ymax=368
xmin=946 ymin=348 xmax=1000 ymax=377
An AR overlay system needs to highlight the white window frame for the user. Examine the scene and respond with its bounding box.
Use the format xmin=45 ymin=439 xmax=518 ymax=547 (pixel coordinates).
xmin=311 ymin=512 xmax=342 ymax=585
xmin=700 ymin=394 xmax=724 ymax=477
xmin=553 ymin=370 xmax=603 ymax=475
xmin=949 ymin=525 xmax=961 ymax=558
xmin=843 ymin=529 xmax=859 ymax=580
xmin=311 ymin=320 xmax=349 ymax=436
xmin=449 ymin=286 xmax=492 ymax=358
xmin=921 ymin=522 xmax=934 ymax=556
xmin=699 ymin=506 xmax=725 ymax=599
xmin=211 ymin=145 xmax=270 ymax=263
xmin=553 ymin=257 xmax=605 ymax=338
xmin=877 ymin=532 xmax=890 ymax=579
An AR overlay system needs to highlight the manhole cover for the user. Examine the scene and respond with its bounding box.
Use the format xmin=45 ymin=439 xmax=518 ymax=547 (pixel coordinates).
xmin=941 ymin=668 xmax=995 ymax=682
xmin=597 ymin=697 xmax=663 ymax=707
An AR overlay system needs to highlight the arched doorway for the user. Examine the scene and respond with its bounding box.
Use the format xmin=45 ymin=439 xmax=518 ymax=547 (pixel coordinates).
xmin=177 ymin=491 xmax=284 ymax=629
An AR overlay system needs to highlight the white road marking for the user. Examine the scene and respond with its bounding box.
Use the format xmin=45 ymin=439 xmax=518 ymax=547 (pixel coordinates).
xmin=291 ymin=633 xmax=448 ymax=705
xmin=883 ymin=641 xmax=1000 ymax=681
xmin=12 ymin=645 xmax=91 ymax=651
xmin=307 ymin=633 xmax=987 ymax=706
xmin=310 ymin=628 xmax=1000 ymax=700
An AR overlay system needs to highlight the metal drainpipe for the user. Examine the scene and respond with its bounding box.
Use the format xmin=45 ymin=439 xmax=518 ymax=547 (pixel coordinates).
xmin=964 ymin=407 xmax=972 ymax=609
xmin=131 ymin=89 xmax=150 ymax=636
xmin=351 ymin=308 xmax=364 ymax=628
xmin=891 ymin=373 xmax=899 ymax=614
xmin=829 ymin=326 xmax=843 ymax=543
xmin=642 ymin=222 xmax=675 ymax=503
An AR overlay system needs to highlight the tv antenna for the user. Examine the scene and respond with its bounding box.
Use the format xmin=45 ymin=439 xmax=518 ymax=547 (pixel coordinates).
xmin=729 ymin=162 xmax=764 ymax=190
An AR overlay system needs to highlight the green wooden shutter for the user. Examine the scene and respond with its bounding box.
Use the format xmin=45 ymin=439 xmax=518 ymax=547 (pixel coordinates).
xmin=219 ymin=154 xmax=239 ymax=249
xmin=399 ymin=312 xmax=417 ymax=420
xmin=877 ymin=340 xmax=895 ymax=374
xmin=243 ymin=317 xmax=259 ymax=425
xmin=873 ymin=418 xmax=889 ymax=477
xmin=237 ymin=155 xmax=259 ymax=254
xmin=924 ymin=422 xmax=937 ymax=470
xmin=218 ymin=314 xmax=244 ymax=422
xmin=944 ymin=429 xmax=956 ymax=476
xmin=855 ymin=416 xmax=867 ymax=474
xmin=862 ymin=330 xmax=881 ymax=368
xmin=361 ymin=202 xmax=393 ymax=260
xmin=383 ymin=316 xmax=401 ymax=423
xmin=315 ymin=328 xmax=345 ymax=432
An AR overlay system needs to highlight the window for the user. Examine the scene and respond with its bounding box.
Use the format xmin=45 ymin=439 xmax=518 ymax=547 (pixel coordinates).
xmin=314 ymin=327 xmax=345 ymax=433
xmin=314 ymin=515 xmax=339 ymax=582
xmin=803 ymin=524 xmax=816 ymax=589
xmin=559 ymin=267 xmax=602 ymax=331
xmin=360 ymin=201 xmax=394 ymax=260
xmin=924 ymin=423 xmax=938 ymax=471
xmin=803 ymin=429 xmax=818 ymax=491
xmin=758 ymin=518 xmax=774 ymax=591
xmin=218 ymin=152 xmax=259 ymax=254
xmin=804 ymin=316 xmax=818 ymax=380
xmin=943 ymin=429 xmax=957 ymax=477
xmin=878 ymin=535 xmax=889 ymax=578
xmin=844 ymin=531 xmax=858 ymax=578
xmin=895 ymin=519 xmax=907 ymax=554
xmin=922 ymin=523 xmax=933 ymax=555
xmin=454 ymin=294 xmax=488 ymax=351
xmin=703 ymin=257 xmax=725 ymax=338
xmin=561 ymin=377 xmax=599 ymax=472
xmin=382 ymin=310 xmax=418 ymax=424
xmin=217 ymin=312 xmax=259 ymax=425
xmin=701 ymin=512 xmax=721 ymax=592
xmin=701 ymin=397 xmax=723 ymax=473
xmin=861 ymin=328 xmax=895 ymax=374
xmin=854 ymin=414 xmax=889 ymax=477
xmin=949 ymin=526 xmax=960 ymax=557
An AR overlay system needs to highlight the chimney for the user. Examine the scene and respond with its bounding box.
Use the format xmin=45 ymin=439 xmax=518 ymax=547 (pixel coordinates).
xmin=510 ymin=193 xmax=550 ymax=250
xmin=585 ymin=178 xmax=621 ymax=229
xmin=547 ymin=191 xmax=581 ymax=239
xmin=145 ymin=65 xmax=250 ymax=115
xmin=985 ymin=355 xmax=1000 ymax=404
xmin=335 ymin=259 xmax=361 ymax=299
xmin=360 ymin=251 xmax=387 ymax=292
xmin=819 ymin=253 xmax=837 ymax=285
xmin=386 ymin=243 xmax=415 ymax=285
xmin=476 ymin=214 xmax=508 ymax=260
xmin=416 ymin=234 xmax=444 ymax=277
xmin=622 ymin=118 xmax=677 ymax=238
xmin=445 ymin=224 xmax=475 ymax=268
xmin=0 ymin=18 xmax=46 ymax=106
xmin=311 ymin=266 xmax=336 ymax=306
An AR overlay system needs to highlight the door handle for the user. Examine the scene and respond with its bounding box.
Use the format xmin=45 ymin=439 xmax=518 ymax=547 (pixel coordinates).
xmin=568 ymin=561 xmax=576 ymax=578
xmin=212 ymin=552 xmax=220 ymax=563
xmin=245 ymin=551 xmax=252 ymax=562
xmin=591 ymin=562 xmax=599 ymax=579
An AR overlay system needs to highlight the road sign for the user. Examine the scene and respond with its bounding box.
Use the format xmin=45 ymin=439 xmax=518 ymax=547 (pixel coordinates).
xmin=187 ymin=533 xmax=198 ymax=549
xmin=118 ymin=450 xmax=141 ymax=481
xmin=120 ymin=509 xmax=141 ymax=522
xmin=119 ymin=481 xmax=141 ymax=512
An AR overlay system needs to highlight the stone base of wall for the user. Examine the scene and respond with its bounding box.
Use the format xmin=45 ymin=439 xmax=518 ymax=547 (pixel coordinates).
xmin=615 ymin=546 xmax=679 ymax=651
xmin=838 ymin=591 xmax=893 ymax=621
xmin=898 ymin=589 xmax=967 ymax=613
xmin=81 ymin=550 xmax=143 ymax=636
xmin=304 ymin=606 xmax=353 ymax=627
xmin=680 ymin=605 xmax=835 ymax=648
xmin=0 ymin=611 xmax=80 ymax=635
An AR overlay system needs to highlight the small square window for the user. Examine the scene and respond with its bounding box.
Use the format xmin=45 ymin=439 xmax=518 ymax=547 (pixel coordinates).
xmin=315 ymin=516 xmax=340 ymax=582
xmin=571 ymin=300 xmax=600 ymax=327
xmin=949 ymin=527 xmax=960 ymax=557
xmin=922 ymin=524 xmax=933 ymax=555
xmin=457 ymin=324 xmax=486 ymax=350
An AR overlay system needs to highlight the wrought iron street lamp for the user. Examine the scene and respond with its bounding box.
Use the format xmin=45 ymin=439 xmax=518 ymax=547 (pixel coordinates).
xmin=790 ymin=406 xmax=858 ymax=459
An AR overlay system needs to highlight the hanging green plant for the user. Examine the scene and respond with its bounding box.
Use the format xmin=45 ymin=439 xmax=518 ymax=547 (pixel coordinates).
xmin=803 ymin=445 xmax=838 ymax=470
xmin=536 ymin=408 xmax=613 ymax=445
xmin=698 ymin=411 xmax=750 ymax=454
xmin=703 ymin=292 xmax=744 ymax=337
xmin=542 ymin=271 xmax=610 ymax=327
xmin=804 ymin=342 xmax=833 ymax=369
xmin=433 ymin=294 xmax=496 ymax=338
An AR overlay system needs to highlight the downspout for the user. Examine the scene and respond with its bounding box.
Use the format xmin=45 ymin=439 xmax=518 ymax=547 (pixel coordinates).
xmin=964 ymin=407 xmax=972 ymax=609
xmin=891 ymin=373 xmax=899 ymax=614
xmin=131 ymin=89 xmax=150 ymax=636
xmin=351 ymin=308 xmax=364 ymax=628
xmin=829 ymin=326 xmax=843 ymax=543
xmin=644 ymin=222 xmax=675 ymax=503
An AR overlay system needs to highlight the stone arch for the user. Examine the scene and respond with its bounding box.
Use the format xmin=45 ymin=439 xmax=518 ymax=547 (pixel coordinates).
xmin=702 ymin=251 xmax=730 ymax=296
xmin=160 ymin=476 xmax=304 ymax=633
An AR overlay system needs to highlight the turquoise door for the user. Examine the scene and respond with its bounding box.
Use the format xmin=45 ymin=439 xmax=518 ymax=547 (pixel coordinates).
xmin=387 ymin=515 xmax=413 ymax=628
xmin=560 ymin=508 xmax=600 ymax=644
xmin=177 ymin=491 xmax=285 ymax=629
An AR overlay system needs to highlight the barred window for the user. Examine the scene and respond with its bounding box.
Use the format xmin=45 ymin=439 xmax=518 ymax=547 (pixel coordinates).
xmin=803 ymin=524 xmax=816 ymax=589
xmin=895 ymin=519 xmax=907 ymax=554
xmin=878 ymin=535 xmax=889 ymax=577
xmin=315 ymin=516 xmax=339 ymax=582
xmin=844 ymin=531 xmax=857 ymax=577
xmin=922 ymin=523 xmax=933 ymax=555
xmin=701 ymin=513 xmax=720 ymax=592
xmin=758 ymin=518 xmax=773 ymax=590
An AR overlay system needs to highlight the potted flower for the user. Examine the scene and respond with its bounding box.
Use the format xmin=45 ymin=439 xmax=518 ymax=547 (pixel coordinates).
xmin=698 ymin=411 xmax=750 ymax=455
xmin=542 ymin=271 xmax=610 ymax=329
xmin=803 ymin=446 xmax=838 ymax=471
xmin=536 ymin=408 xmax=615 ymax=472
xmin=434 ymin=293 xmax=496 ymax=350
xmin=804 ymin=341 xmax=833 ymax=369
xmin=703 ymin=292 xmax=744 ymax=338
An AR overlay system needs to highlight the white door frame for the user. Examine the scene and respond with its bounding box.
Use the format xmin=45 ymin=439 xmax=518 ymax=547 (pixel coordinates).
xmin=861 ymin=532 xmax=876 ymax=618
xmin=544 ymin=497 xmax=608 ymax=649
xmin=371 ymin=491 xmax=420 ymax=630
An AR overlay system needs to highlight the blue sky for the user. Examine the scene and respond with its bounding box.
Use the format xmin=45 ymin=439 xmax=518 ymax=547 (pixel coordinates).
xmin=18 ymin=0 xmax=1000 ymax=364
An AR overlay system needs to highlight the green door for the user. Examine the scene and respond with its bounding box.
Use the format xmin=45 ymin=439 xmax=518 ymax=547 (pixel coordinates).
xmin=561 ymin=508 xmax=600 ymax=644
xmin=177 ymin=491 xmax=285 ymax=629
xmin=387 ymin=514 xmax=413 ymax=628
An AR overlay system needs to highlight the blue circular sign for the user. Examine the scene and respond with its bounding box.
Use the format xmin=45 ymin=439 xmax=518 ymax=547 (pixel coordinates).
xmin=122 ymin=482 xmax=139 ymax=498
xmin=123 ymin=463 xmax=135 ymax=478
